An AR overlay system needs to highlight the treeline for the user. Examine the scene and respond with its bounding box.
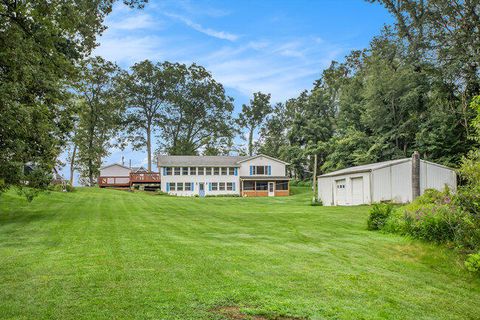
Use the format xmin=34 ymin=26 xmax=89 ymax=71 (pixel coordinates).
xmin=1 ymin=0 xmax=479 ymax=193
xmin=255 ymin=0 xmax=480 ymax=178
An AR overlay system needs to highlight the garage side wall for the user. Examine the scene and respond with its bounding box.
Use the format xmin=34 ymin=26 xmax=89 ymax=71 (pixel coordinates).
xmin=372 ymin=161 xmax=412 ymax=203
xmin=420 ymin=161 xmax=457 ymax=193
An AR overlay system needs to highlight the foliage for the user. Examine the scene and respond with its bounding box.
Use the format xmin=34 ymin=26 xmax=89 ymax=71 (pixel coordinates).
xmin=74 ymin=57 xmax=125 ymax=186
xmin=157 ymin=63 xmax=235 ymax=155
xmin=120 ymin=60 xmax=170 ymax=171
xmin=465 ymin=252 xmax=480 ymax=274
xmin=0 ymin=0 xmax=145 ymax=194
xmin=237 ymin=92 xmax=272 ymax=156
xmin=367 ymin=203 xmax=394 ymax=230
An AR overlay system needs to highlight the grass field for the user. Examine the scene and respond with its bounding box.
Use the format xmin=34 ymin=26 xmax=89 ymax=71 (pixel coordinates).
xmin=0 ymin=187 xmax=479 ymax=319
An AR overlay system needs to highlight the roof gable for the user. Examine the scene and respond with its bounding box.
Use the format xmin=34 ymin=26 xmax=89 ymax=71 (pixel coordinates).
xmin=100 ymin=163 xmax=131 ymax=171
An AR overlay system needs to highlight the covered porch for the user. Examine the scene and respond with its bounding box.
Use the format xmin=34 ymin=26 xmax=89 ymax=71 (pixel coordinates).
xmin=240 ymin=176 xmax=290 ymax=197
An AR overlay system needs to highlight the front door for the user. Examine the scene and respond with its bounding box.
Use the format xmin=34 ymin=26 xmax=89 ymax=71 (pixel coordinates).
xmin=268 ymin=182 xmax=275 ymax=196
xmin=199 ymin=183 xmax=205 ymax=197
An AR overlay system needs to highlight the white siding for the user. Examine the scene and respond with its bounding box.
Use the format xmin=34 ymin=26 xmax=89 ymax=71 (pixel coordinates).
xmin=160 ymin=168 xmax=239 ymax=196
xmin=372 ymin=161 xmax=412 ymax=203
xmin=420 ymin=161 xmax=457 ymax=193
xmin=238 ymin=156 xmax=286 ymax=176
xmin=100 ymin=165 xmax=131 ymax=177
xmin=318 ymin=172 xmax=371 ymax=206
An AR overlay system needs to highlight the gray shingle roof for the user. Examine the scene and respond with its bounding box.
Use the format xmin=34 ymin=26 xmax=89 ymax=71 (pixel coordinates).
xmin=157 ymin=155 xmax=251 ymax=167
xmin=319 ymin=158 xmax=411 ymax=177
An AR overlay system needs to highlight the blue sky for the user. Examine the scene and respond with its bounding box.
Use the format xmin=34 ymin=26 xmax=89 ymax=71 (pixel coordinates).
xmin=63 ymin=0 xmax=393 ymax=182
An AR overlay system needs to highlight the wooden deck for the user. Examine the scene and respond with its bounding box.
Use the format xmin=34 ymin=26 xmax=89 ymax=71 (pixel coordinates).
xmin=98 ymin=172 xmax=160 ymax=188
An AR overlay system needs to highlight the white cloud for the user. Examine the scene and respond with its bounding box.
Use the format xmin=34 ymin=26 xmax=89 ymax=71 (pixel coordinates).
xmin=164 ymin=12 xmax=239 ymax=41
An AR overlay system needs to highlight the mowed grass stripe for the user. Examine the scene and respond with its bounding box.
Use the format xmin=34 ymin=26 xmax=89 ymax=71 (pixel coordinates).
xmin=0 ymin=187 xmax=479 ymax=319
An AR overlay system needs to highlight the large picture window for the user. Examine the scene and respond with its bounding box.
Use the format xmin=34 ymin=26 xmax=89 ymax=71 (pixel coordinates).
xmin=243 ymin=181 xmax=255 ymax=190
xmin=276 ymin=181 xmax=289 ymax=190
xmin=256 ymin=181 xmax=268 ymax=190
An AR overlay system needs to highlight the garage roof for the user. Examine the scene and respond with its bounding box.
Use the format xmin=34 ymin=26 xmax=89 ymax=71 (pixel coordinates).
xmin=319 ymin=158 xmax=411 ymax=178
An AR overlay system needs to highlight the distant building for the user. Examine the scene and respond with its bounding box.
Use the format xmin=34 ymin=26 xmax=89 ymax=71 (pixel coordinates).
xmin=157 ymin=154 xmax=290 ymax=197
xmin=317 ymin=153 xmax=457 ymax=206
xmin=98 ymin=164 xmax=159 ymax=190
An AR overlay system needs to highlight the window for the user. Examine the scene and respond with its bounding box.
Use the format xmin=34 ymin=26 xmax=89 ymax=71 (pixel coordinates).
xmin=213 ymin=167 xmax=220 ymax=175
xmin=177 ymin=182 xmax=184 ymax=191
xmin=221 ymin=167 xmax=228 ymax=175
xmin=253 ymin=165 xmax=268 ymax=175
xmin=174 ymin=167 xmax=181 ymax=175
xmin=227 ymin=182 xmax=233 ymax=191
xmin=168 ymin=182 xmax=176 ymax=191
xmin=219 ymin=182 xmax=226 ymax=191
xmin=198 ymin=167 xmax=205 ymax=175
xmin=189 ymin=167 xmax=196 ymax=175
xmin=276 ymin=181 xmax=289 ymax=190
xmin=185 ymin=182 xmax=192 ymax=191
xmin=182 ymin=167 xmax=189 ymax=175
xmin=165 ymin=167 xmax=172 ymax=175
xmin=211 ymin=182 xmax=218 ymax=191
xmin=243 ymin=181 xmax=255 ymax=190
xmin=229 ymin=167 xmax=235 ymax=175
xmin=205 ymin=167 xmax=212 ymax=175
xmin=256 ymin=181 xmax=268 ymax=190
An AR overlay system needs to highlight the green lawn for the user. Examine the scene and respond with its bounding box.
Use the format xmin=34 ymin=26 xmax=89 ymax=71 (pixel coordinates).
xmin=0 ymin=187 xmax=479 ymax=320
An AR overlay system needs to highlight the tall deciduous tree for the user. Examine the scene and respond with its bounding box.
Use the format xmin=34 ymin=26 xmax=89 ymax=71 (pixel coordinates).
xmin=157 ymin=62 xmax=235 ymax=155
xmin=0 ymin=0 xmax=146 ymax=192
xmin=237 ymin=92 xmax=272 ymax=156
xmin=121 ymin=60 xmax=169 ymax=171
xmin=74 ymin=57 xmax=124 ymax=186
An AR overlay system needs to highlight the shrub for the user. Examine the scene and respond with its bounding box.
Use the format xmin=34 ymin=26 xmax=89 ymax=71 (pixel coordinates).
xmin=382 ymin=208 xmax=406 ymax=234
xmin=454 ymin=185 xmax=480 ymax=217
xmin=65 ymin=184 xmax=75 ymax=192
xmin=367 ymin=203 xmax=393 ymax=230
xmin=465 ymin=252 xmax=480 ymax=274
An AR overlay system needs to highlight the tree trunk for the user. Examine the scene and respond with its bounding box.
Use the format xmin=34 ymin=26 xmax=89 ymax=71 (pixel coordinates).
xmin=248 ymin=127 xmax=254 ymax=156
xmin=146 ymin=123 xmax=152 ymax=172
xmin=69 ymin=143 xmax=77 ymax=186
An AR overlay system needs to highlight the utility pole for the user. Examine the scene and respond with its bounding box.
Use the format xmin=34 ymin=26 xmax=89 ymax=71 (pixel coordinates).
xmin=312 ymin=153 xmax=318 ymax=204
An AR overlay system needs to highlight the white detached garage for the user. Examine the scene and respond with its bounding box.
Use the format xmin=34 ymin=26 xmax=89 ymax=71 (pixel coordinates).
xmin=317 ymin=153 xmax=457 ymax=206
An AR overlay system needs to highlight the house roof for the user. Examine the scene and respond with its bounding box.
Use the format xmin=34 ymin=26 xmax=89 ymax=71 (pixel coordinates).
xmin=318 ymin=158 xmax=411 ymax=178
xmin=157 ymin=155 xmax=251 ymax=167
xmin=131 ymin=166 xmax=147 ymax=172
xmin=157 ymin=154 xmax=289 ymax=167
xmin=236 ymin=154 xmax=290 ymax=165
xmin=100 ymin=163 xmax=131 ymax=171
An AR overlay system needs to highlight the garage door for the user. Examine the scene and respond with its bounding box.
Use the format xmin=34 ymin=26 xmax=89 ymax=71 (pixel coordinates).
xmin=351 ymin=177 xmax=364 ymax=205
xmin=335 ymin=179 xmax=346 ymax=205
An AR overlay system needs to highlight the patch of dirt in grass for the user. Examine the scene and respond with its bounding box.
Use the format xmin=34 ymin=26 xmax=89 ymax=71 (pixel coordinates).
xmin=211 ymin=306 xmax=304 ymax=320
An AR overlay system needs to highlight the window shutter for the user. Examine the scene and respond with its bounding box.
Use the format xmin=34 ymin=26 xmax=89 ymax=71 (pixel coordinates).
xmin=234 ymin=168 xmax=238 ymax=176
xmin=250 ymin=165 xmax=253 ymax=175
xmin=192 ymin=182 xmax=194 ymax=192
xmin=166 ymin=183 xmax=170 ymax=192
xmin=268 ymin=165 xmax=271 ymax=175
xmin=208 ymin=183 xmax=212 ymax=191
xmin=232 ymin=183 xmax=236 ymax=191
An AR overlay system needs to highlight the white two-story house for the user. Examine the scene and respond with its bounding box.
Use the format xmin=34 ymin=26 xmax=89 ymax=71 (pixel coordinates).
xmin=157 ymin=154 xmax=290 ymax=197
